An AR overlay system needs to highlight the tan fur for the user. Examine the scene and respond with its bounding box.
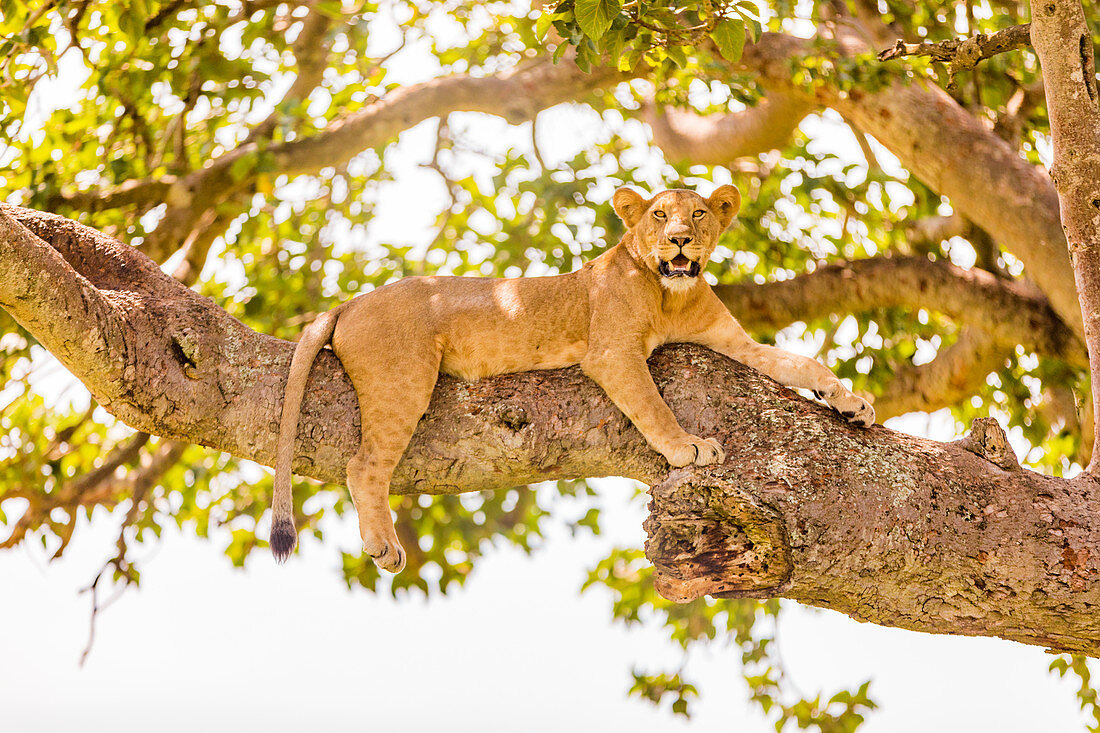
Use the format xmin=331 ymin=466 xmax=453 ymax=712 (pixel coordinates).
xmin=270 ymin=185 xmax=875 ymax=571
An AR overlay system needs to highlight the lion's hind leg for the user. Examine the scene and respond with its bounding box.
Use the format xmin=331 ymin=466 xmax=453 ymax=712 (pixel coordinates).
xmin=338 ymin=338 xmax=442 ymax=574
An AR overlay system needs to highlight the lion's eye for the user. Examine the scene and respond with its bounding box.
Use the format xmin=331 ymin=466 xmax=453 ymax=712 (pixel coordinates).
xmin=653 ymin=210 xmax=666 ymax=219
xmin=693 ymin=209 xmax=706 ymax=219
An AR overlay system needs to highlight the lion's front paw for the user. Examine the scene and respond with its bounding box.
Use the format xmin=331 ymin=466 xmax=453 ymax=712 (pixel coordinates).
xmin=664 ymin=435 xmax=726 ymax=467
xmin=826 ymin=390 xmax=875 ymax=428
xmin=363 ymin=530 xmax=406 ymax=574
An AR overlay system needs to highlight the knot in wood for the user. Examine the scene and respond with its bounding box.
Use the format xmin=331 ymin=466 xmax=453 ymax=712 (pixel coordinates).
xmin=170 ymin=329 xmax=201 ymax=378
xmin=643 ymin=468 xmax=792 ymax=603
xmin=954 ymin=35 xmax=984 ymax=69
xmin=956 ymin=417 xmax=1018 ymax=470
xmin=496 ymin=404 xmax=530 ymax=431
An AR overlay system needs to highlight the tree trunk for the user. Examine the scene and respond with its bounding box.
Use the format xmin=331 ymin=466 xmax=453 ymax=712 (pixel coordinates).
xmin=1030 ymin=0 xmax=1100 ymax=473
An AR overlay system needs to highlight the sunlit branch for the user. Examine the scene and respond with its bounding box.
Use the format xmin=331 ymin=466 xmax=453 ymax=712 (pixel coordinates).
xmin=727 ymin=31 xmax=1081 ymax=338
xmin=644 ymin=88 xmax=815 ymax=165
xmin=1030 ymin=0 xmax=1100 ymax=474
xmin=873 ymin=328 xmax=1009 ymax=420
xmin=714 ymin=255 xmax=1083 ymax=368
xmin=877 ymin=23 xmax=1032 ymax=75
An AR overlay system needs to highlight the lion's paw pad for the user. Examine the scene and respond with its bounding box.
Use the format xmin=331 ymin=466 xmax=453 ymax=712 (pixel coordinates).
xmin=363 ymin=534 xmax=406 ymax=573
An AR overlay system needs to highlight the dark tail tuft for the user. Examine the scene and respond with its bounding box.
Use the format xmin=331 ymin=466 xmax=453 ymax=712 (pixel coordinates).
xmin=270 ymin=517 xmax=298 ymax=563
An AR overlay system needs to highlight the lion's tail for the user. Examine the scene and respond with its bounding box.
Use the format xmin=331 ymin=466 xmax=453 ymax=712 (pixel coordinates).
xmin=270 ymin=308 xmax=342 ymax=563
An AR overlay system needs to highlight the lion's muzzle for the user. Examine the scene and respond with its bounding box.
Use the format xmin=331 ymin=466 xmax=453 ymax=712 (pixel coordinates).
xmin=659 ymin=253 xmax=701 ymax=278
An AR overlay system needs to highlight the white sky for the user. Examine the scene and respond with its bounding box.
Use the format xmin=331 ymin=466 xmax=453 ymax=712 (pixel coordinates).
xmin=1 ymin=7 xmax=1093 ymax=731
xmin=1 ymin=472 xmax=1091 ymax=731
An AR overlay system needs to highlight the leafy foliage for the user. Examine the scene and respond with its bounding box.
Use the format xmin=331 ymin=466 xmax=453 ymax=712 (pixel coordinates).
xmin=542 ymin=0 xmax=759 ymax=73
xmin=1052 ymin=654 xmax=1100 ymax=732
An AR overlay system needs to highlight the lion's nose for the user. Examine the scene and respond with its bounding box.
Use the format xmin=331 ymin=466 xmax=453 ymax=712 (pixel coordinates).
xmin=669 ymin=235 xmax=693 ymax=247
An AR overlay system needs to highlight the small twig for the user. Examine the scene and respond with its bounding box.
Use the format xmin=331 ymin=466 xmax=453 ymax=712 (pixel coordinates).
xmin=878 ymin=24 xmax=1032 ymax=90
xmin=417 ymin=117 xmax=460 ymax=273
xmin=144 ymin=0 xmax=188 ymax=33
xmin=77 ymin=459 xmax=157 ymax=666
xmin=844 ymin=117 xmax=880 ymax=174
xmin=530 ymin=112 xmax=550 ymax=172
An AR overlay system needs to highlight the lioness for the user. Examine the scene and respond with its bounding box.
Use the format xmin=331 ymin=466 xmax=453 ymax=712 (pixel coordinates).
xmin=270 ymin=184 xmax=874 ymax=571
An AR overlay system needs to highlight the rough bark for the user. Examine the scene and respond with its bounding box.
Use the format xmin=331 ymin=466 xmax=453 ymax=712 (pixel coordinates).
xmin=877 ymin=24 xmax=1032 ymax=65
xmin=3 ymin=206 xmax=1100 ymax=655
xmin=1030 ymin=0 xmax=1100 ymax=474
xmin=645 ymin=409 xmax=1100 ymax=656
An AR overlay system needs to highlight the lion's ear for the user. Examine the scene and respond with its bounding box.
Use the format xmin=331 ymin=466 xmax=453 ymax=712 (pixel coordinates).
xmin=707 ymin=185 xmax=741 ymax=230
xmin=613 ymin=187 xmax=650 ymax=228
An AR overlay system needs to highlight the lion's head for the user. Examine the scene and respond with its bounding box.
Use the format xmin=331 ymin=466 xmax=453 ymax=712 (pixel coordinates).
xmin=612 ymin=185 xmax=741 ymax=291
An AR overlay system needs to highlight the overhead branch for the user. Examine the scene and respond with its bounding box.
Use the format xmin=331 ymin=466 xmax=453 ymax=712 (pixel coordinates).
xmin=48 ymin=176 xmax=178 ymax=214
xmin=713 ymin=255 xmax=1084 ymax=368
xmin=1030 ymin=0 xmax=1100 ymax=474
xmin=873 ymin=328 xmax=1010 ymax=420
xmin=727 ymin=31 xmax=1082 ymax=339
xmin=644 ymin=88 xmax=816 ymax=164
xmin=848 ymin=0 xmax=912 ymax=46
xmin=122 ymin=53 xmax=624 ymax=262
xmin=3 ymin=206 xmax=1100 ymax=653
xmin=242 ymin=3 xmax=336 ymax=146
xmin=906 ymin=215 xmax=968 ymax=250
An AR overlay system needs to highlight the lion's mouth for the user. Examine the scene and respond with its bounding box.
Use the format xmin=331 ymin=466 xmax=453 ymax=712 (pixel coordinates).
xmin=658 ymin=254 xmax=700 ymax=278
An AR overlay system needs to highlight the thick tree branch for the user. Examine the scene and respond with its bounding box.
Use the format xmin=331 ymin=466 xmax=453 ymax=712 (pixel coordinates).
xmin=48 ymin=177 xmax=178 ymax=214
xmin=714 ymin=256 xmax=1083 ymax=368
xmin=269 ymin=55 xmax=624 ymax=176
xmin=4 ymin=207 xmax=1100 ymax=654
xmin=1030 ymin=0 xmax=1100 ymax=474
xmin=644 ymin=88 xmax=816 ymax=164
xmin=906 ymin=214 xmax=967 ymax=250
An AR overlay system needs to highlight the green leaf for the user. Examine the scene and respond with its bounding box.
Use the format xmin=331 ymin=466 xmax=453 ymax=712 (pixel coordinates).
xmin=666 ymin=44 xmax=687 ymax=68
xmin=712 ymin=17 xmax=746 ymax=63
xmin=575 ymin=39 xmax=595 ymax=72
xmin=536 ymin=11 xmax=561 ymax=41
xmin=574 ymin=0 xmax=621 ymax=41
xmin=620 ymin=38 xmax=648 ymax=71
xmin=604 ymin=24 xmax=625 ymax=63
